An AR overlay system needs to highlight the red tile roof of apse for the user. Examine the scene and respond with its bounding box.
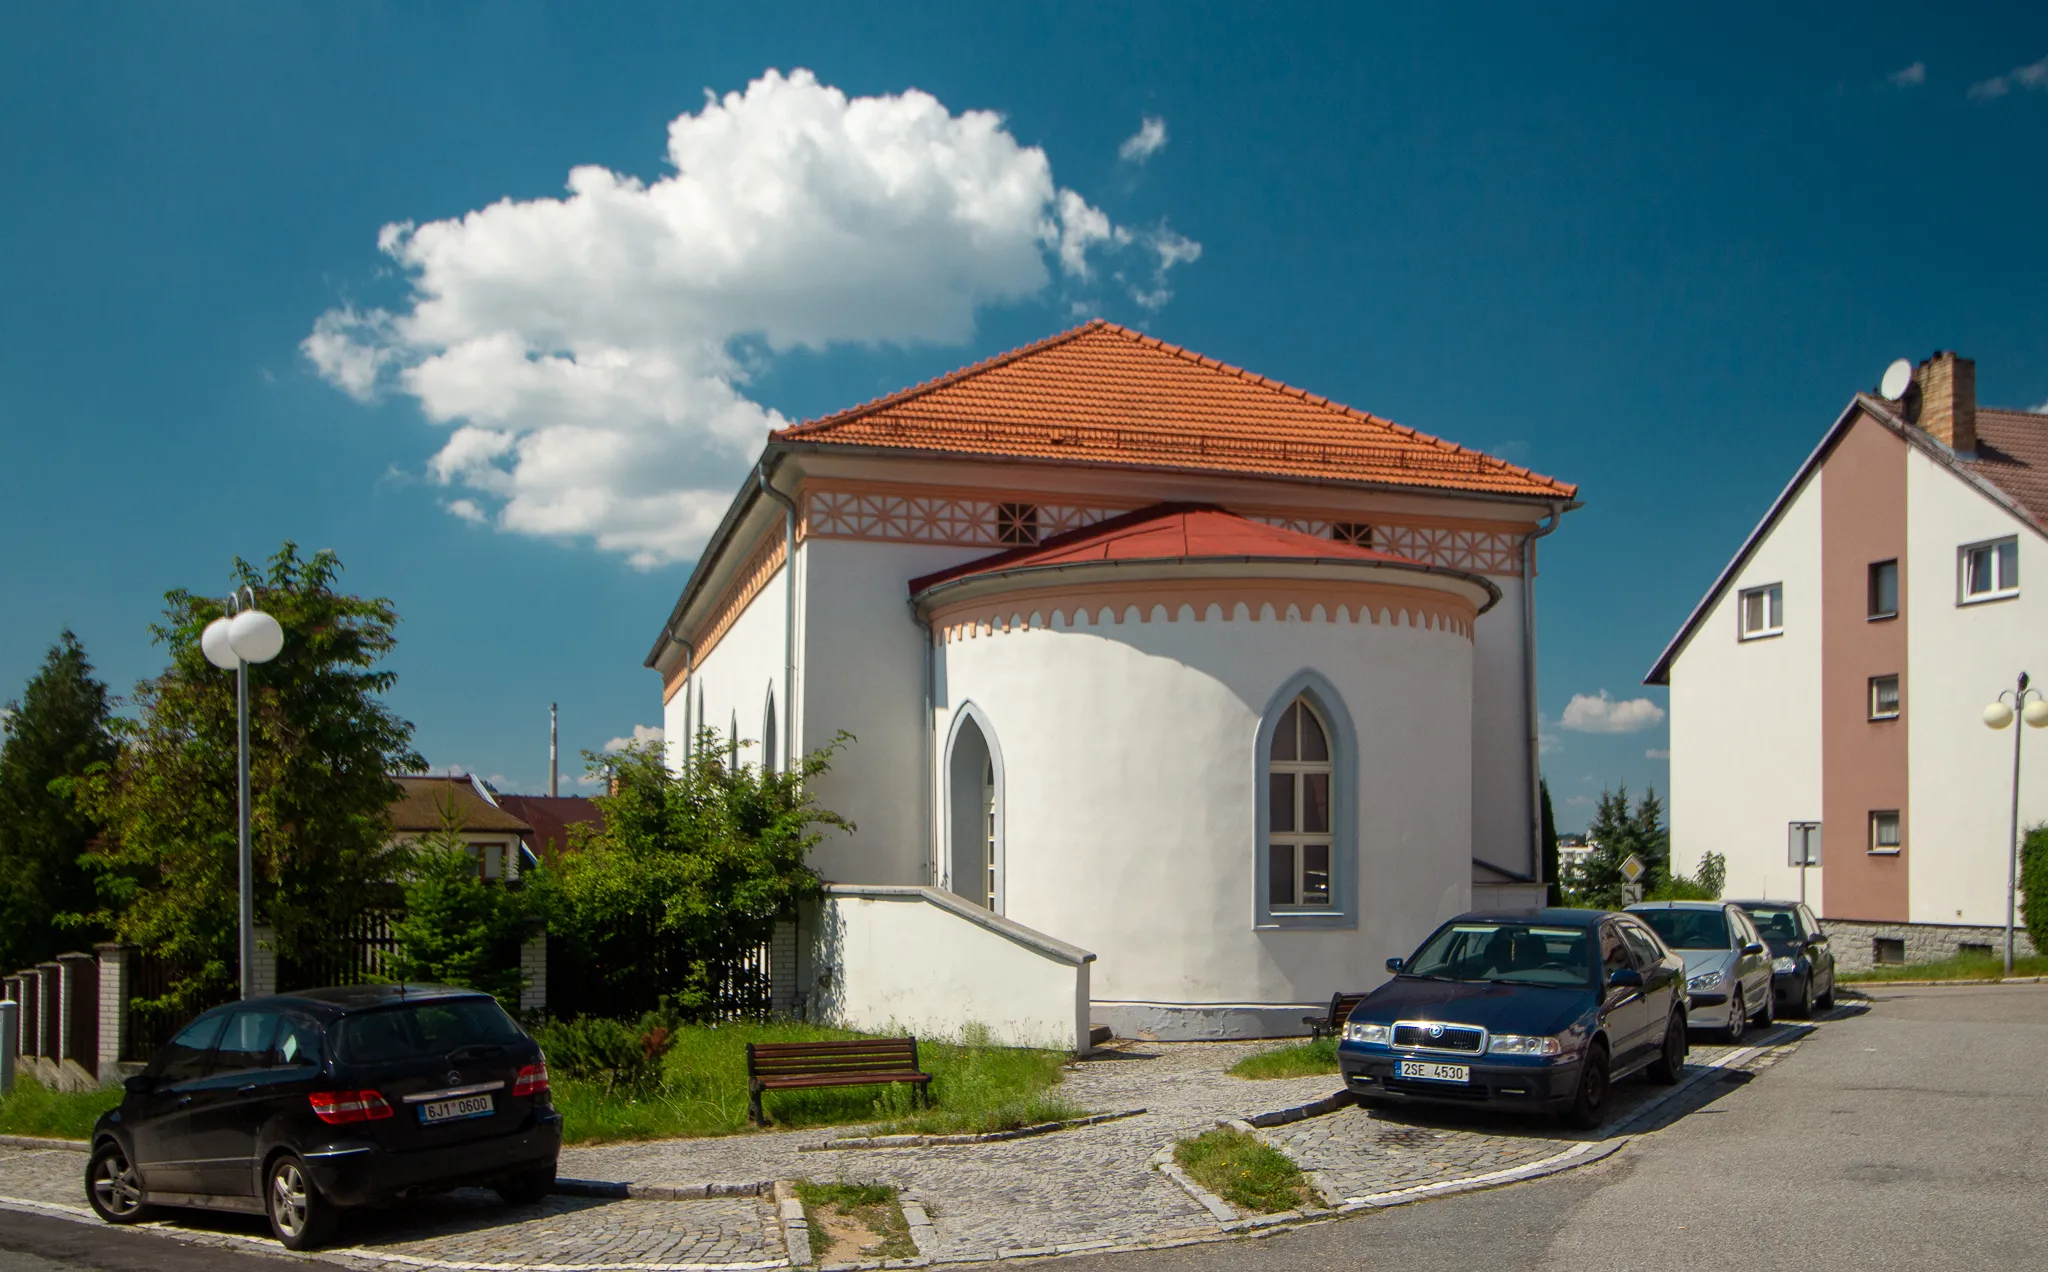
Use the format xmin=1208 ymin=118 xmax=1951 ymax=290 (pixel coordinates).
xmin=774 ymin=320 xmax=1578 ymax=501
xmin=909 ymin=504 xmax=1434 ymax=594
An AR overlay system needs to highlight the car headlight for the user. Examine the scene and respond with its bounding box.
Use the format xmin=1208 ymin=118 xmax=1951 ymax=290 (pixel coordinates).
xmin=1342 ymin=1021 xmax=1391 ymax=1045
xmin=1686 ymin=970 xmax=1725 ymax=992
xmin=1488 ymin=1033 xmax=1563 ymax=1056
xmin=1772 ymin=957 xmax=1798 ymax=974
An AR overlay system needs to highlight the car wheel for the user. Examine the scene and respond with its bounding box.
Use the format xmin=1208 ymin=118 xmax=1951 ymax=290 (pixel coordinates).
xmin=496 ymin=1163 xmax=557 ymax=1207
xmin=1647 ymin=1013 xmax=1687 ymax=1085
xmin=265 ymin=1153 xmax=338 ymax=1251
xmin=1795 ymin=973 xmax=1815 ymax=1019
xmin=85 ymin=1141 xmax=152 ymax=1224
xmin=1724 ymin=988 xmax=1747 ymax=1042
xmin=1751 ymin=981 xmax=1774 ymax=1028
xmin=1562 ymin=1042 xmax=1610 ymax=1129
xmin=1816 ymin=973 xmax=1836 ymax=1012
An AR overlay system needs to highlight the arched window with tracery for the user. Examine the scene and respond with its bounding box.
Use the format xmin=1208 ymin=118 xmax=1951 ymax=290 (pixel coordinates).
xmin=1267 ymin=698 xmax=1334 ymax=910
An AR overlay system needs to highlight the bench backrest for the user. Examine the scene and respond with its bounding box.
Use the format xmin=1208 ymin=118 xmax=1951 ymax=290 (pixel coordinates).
xmin=747 ymin=1037 xmax=922 ymax=1078
xmin=1329 ymin=992 xmax=1369 ymax=1024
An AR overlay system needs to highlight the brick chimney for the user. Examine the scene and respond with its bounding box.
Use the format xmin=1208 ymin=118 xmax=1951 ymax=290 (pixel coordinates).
xmin=1915 ymin=351 xmax=1977 ymax=454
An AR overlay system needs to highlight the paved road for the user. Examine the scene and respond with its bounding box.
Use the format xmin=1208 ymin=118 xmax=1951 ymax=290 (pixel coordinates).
xmin=1040 ymin=983 xmax=2048 ymax=1272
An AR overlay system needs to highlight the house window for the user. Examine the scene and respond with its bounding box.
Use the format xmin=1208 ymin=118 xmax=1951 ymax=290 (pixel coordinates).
xmin=1960 ymin=537 xmax=2019 ymax=603
xmin=1331 ymin=522 xmax=1374 ymax=548
xmin=1869 ymin=810 xmax=1902 ymax=855
xmin=1267 ymin=698 xmax=1334 ymax=910
xmin=1869 ymin=675 xmax=1901 ymax=721
xmin=1874 ymin=937 xmax=1906 ymax=965
xmin=762 ymin=686 xmax=778 ymax=774
xmin=995 ymin=502 xmax=1040 ymax=546
xmin=1868 ymin=560 xmax=1899 ymax=619
xmin=467 ymin=842 xmax=505 ymax=880
xmin=1738 ymin=583 xmax=1783 ymax=639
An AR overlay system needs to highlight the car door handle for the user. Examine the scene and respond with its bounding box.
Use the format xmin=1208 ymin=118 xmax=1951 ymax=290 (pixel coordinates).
xmin=237 ymin=1084 xmax=259 ymax=1095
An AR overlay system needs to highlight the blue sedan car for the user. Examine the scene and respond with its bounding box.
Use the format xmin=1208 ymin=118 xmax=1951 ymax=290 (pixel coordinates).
xmin=1338 ymin=909 xmax=1689 ymax=1127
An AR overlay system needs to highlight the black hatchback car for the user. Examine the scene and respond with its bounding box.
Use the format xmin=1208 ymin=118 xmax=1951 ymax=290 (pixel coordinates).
xmin=86 ymin=985 xmax=561 ymax=1250
xmin=1337 ymin=909 xmax=1689 ymax=1127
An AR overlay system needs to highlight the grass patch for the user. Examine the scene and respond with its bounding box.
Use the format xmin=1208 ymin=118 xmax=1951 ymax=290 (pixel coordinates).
xmin=1228 ymin=1038 xmax=1339 ymax=1080
xmin=1174 ymin=1127 xmax=1316 ymax=1214
xmin=795 ymin=1180 xmax=916 ymax=1263
xmin=0 ymin=1076 xmax=122 ymax=1140
xmin=1842 ymin=952 xmax=2048 ymax=983
xmin=548 ymin=1020 xmax=1078 ymax=1144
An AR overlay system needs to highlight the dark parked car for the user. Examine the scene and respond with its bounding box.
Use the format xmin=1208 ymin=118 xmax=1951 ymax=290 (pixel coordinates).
xmin=1732 ymin=900 xmax=1837 ymax=1017
xmin=1626 ymin=901 xmax=1775 ymax=1040
xmin=86 ymin=985 xmax=561 ymax=1250
xmin=1337 ymin=909 xmax=1688 ymax=1127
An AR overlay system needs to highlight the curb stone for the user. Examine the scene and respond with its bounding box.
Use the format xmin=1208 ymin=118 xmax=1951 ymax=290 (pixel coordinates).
xmin=1146 ymin=1143 xmax=1238 ymax=1223
xmin=553 ymin=1177 xmax=774 ymax=1201
xmin=773 ymin=1181 xmax=812 ymax=1268
xmin=0 ymin=1134 xmax=88 ymax=1152
xmin=1242 ymin=1091 xmax=1353 ymax=1129
xmin=899 ymin=1198 xmax=938 ymax=1262
xmin=803 ymin=1110 xmax=1146 ymax=1152
xmin=1842 ymin=974 xmax=2044 ymax=990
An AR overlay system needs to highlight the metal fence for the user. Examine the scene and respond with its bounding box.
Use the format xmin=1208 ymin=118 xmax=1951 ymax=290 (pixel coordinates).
xmin=123 ymin=950 xmax=235 ymax=1063
xmin=278 ymin=910 xmax=400 ymax=991
xmin=547 ymin=922 xmax=772 ymax=1023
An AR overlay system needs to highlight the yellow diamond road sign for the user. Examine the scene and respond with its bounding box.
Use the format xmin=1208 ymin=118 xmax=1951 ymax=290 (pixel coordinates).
xmin=1620 ymin=854 xmax=1646 ymax=883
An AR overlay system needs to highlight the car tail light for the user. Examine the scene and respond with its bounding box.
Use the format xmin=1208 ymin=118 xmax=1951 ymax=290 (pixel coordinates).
xmin=309 ymin=1090 xmax=395 ymax=1125
xmin=513 ymin=1063 xmax=549 ymax=1097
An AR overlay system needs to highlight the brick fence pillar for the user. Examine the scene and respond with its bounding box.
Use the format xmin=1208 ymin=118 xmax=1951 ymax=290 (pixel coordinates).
xmin=96 ymin=944 xmax=133 ymax=1080
xmin=518 ymin=932 xmax=548 ymax=1015
xmin=36 ymin=963 xmax=61 ymax=1060
xmin=14 ymin=970 xmax=38 ymax=1057
xmin=769 ymin=918 xmax=798 ymax=1017
xmin=0 ymin=999 xmax=17 ymax=1095
xmin=251 ymin=925 xmax=277 ymax=998
xmin=56 ymin=952 xmax=98 ymax=1080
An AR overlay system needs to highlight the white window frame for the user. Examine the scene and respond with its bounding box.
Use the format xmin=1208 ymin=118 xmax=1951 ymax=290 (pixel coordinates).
xmin=1869 ymin=810 xmax=1902 ymax=855
xmin=1868 ymin=559 xmax=1899 ymax=621
xmin=1267 ymin=699 xmax=1336 ymax=913
xmin=1869 ymin=674 xmax=1901 ymax=721
xmin=1738 ymin=583 xmax=1784 ymax=640
xmin=1253 ymin=673 xmax=1357 ymax=930
xmin=1959 ymin=536 xmax=2019 ymax=605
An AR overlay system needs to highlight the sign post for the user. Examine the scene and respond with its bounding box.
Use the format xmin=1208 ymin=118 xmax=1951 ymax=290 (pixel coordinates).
xmin=1788 ymin=822 xmax=1822 ymax=906
xmin=1620 ymin=854 xmax=1646 ymax=907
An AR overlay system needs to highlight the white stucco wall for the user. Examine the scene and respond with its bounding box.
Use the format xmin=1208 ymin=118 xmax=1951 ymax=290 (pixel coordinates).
xmin=934 ymin=601 xmax=1475 ymax=1028
xmin=1667 ymin=471 xmax=1825 ymax=906
xmin=1470 ymin=577 xmax=1532 ymax=877
xmin=1904 ymin=451 xmax=2048 ymax=926
xmin=681 ymin=549 xmax=790 ymax=775
xmin=807 ymin=886 xmax=1092 ymax=1052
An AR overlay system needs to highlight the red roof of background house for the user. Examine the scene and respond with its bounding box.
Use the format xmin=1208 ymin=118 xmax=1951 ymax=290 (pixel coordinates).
xmin=774 ymin=320 xmax=1577 ymax=501
xmin=909 ymin=503 xmax=1435 ymax=595
xmin=495 ymin=795 xmax=605 ymax=862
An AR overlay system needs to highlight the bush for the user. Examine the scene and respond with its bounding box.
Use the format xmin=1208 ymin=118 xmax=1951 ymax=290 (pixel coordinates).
xmin=1650 ymin=851 xmax=1726 ymax=902
xmin=2021 ymin=824 xmax=2048 ymax=957
xmin=531 ymin=1014 xmax=675 ymax=1095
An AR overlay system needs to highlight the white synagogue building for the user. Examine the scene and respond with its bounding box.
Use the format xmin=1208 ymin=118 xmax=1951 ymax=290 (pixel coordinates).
xmin=644 ymin=321 xmax=1579 ymax=1044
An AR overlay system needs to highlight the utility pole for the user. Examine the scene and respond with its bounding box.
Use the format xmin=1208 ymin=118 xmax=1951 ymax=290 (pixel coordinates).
xmin=549 ymin=702 xmax=559 ymax=797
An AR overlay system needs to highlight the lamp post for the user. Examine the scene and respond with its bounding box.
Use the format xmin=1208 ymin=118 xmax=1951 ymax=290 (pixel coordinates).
xmin=1982 ymin=671 xmax=2048 ymax=977
xmin=201 ymin=588 xmax=286 ymax=1000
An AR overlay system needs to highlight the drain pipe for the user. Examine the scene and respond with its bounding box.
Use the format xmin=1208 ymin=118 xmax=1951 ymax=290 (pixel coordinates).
xmin=756 ymin=463 xmax=799 ymax=773
xmin=669 ymin=632 xmax=695 ymax=766
xmin=1521 ymin=503 xmax=1567 ymax=888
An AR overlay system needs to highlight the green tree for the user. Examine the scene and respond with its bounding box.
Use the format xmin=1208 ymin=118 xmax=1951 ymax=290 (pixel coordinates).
xmin=1539 ymin=778 xmax=1561 ymax=906
xmin=0 ymin=632 xmax=117 ymax=969
xmin=1567 ymin=784 xmax=1671 ymax=908
xmin=537 ymin=728 xmax=850 ymax=1019
xmin=1631 ymin=787 xmax=1672 ymax=888
xmin=2020 ymin=823 xmax=2048 ymax=957
xmin=386 ymin=798 xmax=530 ymax=1006
xmin=79 ymin=544 xmax=425 ymax=1013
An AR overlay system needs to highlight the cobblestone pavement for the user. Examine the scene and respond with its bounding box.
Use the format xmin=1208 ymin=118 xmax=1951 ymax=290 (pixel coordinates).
xmin=0 ymin=1027 xmax=1812 ymax=1268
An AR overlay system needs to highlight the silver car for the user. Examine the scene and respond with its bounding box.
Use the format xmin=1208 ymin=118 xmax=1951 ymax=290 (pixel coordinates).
xmin=1625 ymin=901 xmax=1775 ymax=1040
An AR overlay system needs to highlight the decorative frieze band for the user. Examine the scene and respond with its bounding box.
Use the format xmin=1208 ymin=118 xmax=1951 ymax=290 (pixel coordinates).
xmin=1247 ymin=517 xmax=1526 ymax=575
xmin=929 ymin=579 xmax=1478 ymax=645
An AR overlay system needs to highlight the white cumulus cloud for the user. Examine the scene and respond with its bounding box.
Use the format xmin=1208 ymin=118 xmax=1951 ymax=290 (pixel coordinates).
xmin=605 ymin=724 xmax=666 ymax=753
xmin=1888 ymin=62 xmax=1926 ymax=87
xmin=1118 ymin=116 xmax=1168 ymax=163
xmin=305 ymin=69 xmax=1198 ymax=567
xmin=1560 ymin=691 xmax=1668 ymax=734
xmin=1646 ymin=748 xmax=1671 ymax=760
xmin=1969 ymin=54 xmax=2048 ymax=100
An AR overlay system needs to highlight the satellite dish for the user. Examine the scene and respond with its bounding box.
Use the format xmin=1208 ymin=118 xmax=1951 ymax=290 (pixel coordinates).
xmin=1879 ymin=358 xmax=1913 ymax=402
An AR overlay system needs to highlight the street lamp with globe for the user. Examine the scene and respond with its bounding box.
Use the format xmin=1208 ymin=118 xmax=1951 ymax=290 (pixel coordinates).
xmin=1983 ymin=671 xmax=2048 ymax=977
xmin=201 ymin=588 xmax=285 ymax=999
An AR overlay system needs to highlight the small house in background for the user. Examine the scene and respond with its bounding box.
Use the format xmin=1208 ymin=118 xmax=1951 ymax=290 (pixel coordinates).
xmin=496 ymin=794 xmax=605 ymax=865
xmin=389 ymin=775 xmax=536 ymax=882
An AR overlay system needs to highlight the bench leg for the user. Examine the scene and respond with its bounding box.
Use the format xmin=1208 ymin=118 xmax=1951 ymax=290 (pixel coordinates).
xmin=749 ymin=1083 xmax=764 ymax=1127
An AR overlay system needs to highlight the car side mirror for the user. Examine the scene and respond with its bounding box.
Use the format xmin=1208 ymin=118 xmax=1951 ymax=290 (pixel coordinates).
xmin=1385 ymin=957 xmax=1405 ymax=974
xmin=1807 ymin=934 xmax=1829 ymax=947
xmin=1743 ymin=941 xmax=1765 ymax=956
xmin=123 ymin=1075 xmax=154 ymax=1096
xmin=1607 ymin=967 xmax=1644 ymax=990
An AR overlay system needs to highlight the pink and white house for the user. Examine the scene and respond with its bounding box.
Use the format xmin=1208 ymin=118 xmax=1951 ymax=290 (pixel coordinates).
xmin=1649 ymin=353 xmax=2047 ymax=969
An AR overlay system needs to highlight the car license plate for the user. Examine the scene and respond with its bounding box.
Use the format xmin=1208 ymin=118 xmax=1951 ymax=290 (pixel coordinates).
xmin=1395 ymin=1060 xmax=1470 ymax=1084
xmin=419 ymin=1094 xmax=494 ymax=1125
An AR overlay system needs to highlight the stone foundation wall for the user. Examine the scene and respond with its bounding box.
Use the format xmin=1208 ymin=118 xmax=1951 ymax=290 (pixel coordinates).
xmin=1822 ymin=918 xmax=2039 ymax=973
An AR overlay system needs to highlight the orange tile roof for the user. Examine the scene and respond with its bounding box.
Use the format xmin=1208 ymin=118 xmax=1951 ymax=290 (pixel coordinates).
xmin=774 ymin=320 xmax=1576 ymax=501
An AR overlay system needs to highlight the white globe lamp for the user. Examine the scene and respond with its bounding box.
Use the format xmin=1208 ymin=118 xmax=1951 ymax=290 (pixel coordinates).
xmin=2025 ymin=700 xmax=2048 ymax=729
xmin=201 ymin=617 xmax=241 ymax=670
xmin=228 ymin=609 xmax=285 ymax=664
xmin=1984 ymin=701 xmax=2015 ymax=729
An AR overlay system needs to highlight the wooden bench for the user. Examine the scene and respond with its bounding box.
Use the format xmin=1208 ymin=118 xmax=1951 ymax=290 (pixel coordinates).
xmin=1302 ymin=992 xmax=1370 ymax=1041
xmin=745 ymin=1037 xmax=933 ymax=1126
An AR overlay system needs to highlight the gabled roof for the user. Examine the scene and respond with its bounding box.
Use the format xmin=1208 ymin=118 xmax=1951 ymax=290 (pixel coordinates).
xmin=776 ymin=320 xmax=1577 ymax=501
xmin=1645 ymin=394 xmax=2048 ymax=686
xmin=390 ymin=776 xmax=531 ymax=834
xmin=495 ymin=794 xmax=605 ymax=860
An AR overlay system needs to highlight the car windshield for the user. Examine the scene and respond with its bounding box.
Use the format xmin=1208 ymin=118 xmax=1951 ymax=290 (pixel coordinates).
xmin=1636 ymin=908 xmax=1731 ymax=951
xmin=1402 ymin=922 xmax=1593 ymax=987
xmin=1744 ymin=906 xmax=1802 ymax=944
xmin=335 ymin=998 xmax=524 ymax=1064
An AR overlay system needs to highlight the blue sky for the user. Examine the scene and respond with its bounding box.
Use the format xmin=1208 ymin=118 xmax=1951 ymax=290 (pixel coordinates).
xmin=3 ymin=3 xmax=2045 ymax=827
